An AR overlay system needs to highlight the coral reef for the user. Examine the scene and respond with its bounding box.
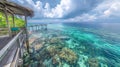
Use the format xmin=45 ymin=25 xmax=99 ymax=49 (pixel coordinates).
xmin=52 ymin=54 xmax=61 ymax=65
xmin=23 ymin=28 xmax=118 ymax=67
xmin=46 ymin=45 xmax=78 ymax=64
xmin=46 ymin=45 xmax=59 ymax=56
xmin=59 ymin=47 xmax=78 ymax=64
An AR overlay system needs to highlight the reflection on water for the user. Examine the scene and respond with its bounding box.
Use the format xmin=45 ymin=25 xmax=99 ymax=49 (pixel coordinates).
xmin=23 ymin=23 xmax=120 ymax=67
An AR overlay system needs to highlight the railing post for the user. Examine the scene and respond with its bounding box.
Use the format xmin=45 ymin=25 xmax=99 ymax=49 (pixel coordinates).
xmin=4 ymin=8 xmax=12 ymax=37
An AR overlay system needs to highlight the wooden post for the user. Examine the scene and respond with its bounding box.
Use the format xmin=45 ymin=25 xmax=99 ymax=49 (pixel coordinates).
xmin=4 ymin=8 xmax=12 ymax=37
xmin=32 ymin=26 xmax=33 ymax=31
xmin=41 ymin=24 xmax=43 ymax=30
xmin=40 ymin=25 xmax=41 ymax=30
xmin=45 ymin=24 xmax=47 ymax=30
xmin=25 ymin=16 xmax=29 ymax=53
xmin=36 ymin=25 xmax=37 ymax=31
xmin=37 ymin=25 xmax=38 ymax=30
xmin=38 ymin=25 xmax=39 ymax=30
xmin=12 ymin=14 xmax=15 ymax=27
xmin=30 ymin=26 xmax=31 ymax=31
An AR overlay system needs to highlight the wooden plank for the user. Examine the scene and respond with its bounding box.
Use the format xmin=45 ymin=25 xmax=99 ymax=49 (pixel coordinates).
xmin=10 ymin=48 xmax=20 ymax=67
xmin=4 ymin=44 xmax=17 ymax=67
xmin=0 ymin=36 xmax=11 ymax=50
xmin=0 ymin=42 xmax=17 ymax=67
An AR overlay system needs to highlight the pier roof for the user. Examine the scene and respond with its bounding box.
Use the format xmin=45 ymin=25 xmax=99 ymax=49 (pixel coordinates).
xmin=0 ymin=0 xmax=33 ymax=53
xmin=0 ymin=0 xmax=34 ymax=17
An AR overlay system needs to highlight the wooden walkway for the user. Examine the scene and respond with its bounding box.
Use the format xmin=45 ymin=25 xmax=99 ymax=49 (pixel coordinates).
xmin=0 ymin=42 xmax=17 ymax=67
xmin=0 ymin=24 xmax=47 ymax=66
xmin=0 ymin=36 xmax=12 ymax=50
xmin=0 ymin=31 xmax=25 ymax=67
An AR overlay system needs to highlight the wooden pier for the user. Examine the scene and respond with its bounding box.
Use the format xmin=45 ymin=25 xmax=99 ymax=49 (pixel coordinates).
xmin=0 ymin=24 xmax=48 ymax=67
xmin=0 ymin=0 xmax=34 ymax=66
xmin=28 ymin=24 xmax=47 ymax=32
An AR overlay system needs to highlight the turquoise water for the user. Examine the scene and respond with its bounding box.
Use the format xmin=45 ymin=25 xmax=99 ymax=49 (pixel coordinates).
xmin=24 ymin=23 xmax=120 ymax=67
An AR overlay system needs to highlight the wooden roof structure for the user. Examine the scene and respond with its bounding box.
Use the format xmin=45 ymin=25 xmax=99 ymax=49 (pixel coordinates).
xmin=0 ymin=0 xmax=34 ymax=17
xmin=0 ymin=0 xmax=34 ymax=53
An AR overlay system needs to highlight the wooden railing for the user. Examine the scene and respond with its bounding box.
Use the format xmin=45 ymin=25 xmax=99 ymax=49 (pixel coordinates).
xmin=0 ymin=28 xmax=9 ymax=36
xmin=0 ymin=30 xmax=26 ymax=67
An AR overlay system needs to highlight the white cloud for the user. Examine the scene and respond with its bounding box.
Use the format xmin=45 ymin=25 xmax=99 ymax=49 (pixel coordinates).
xmin=66 ymin=0 xmax=120 ymax=22
xmin=66 ymin=14 xmax=97 ymax=22
xmin=26 ymin=0 xmax=35 ymax=6
xmin=17 ymin=0 xmax=120 ymax=23
xmin=44 ymin=3 xmax=50 ymax=9
xmin=94 ymin=0 xmax=120 ymax=17
xmin=35 ymin=1 xmax=43 ymax=11
xmin=103 ymin=2 xmax=120 ymax=17
xmin=104 ymin=10 xmax=111 ymax=17
xmin=17 ymin=0 xmax=74 ymax=18
xmin=43 ymin=0 xmax=73 ymax=18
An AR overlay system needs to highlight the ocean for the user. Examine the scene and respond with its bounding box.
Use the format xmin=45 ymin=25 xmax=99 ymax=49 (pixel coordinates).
xmin=24 ymin=22 xmax=120 ymax=67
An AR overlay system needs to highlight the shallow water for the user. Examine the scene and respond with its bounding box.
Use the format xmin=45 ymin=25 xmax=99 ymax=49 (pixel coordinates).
xmin=24 ymin=23 xmax=120 ymax=67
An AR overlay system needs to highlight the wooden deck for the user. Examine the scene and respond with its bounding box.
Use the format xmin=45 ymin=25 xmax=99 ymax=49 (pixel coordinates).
xmin=0 ymin=36 xmax=12 ymax=50
xmin=0 ymin=42 xmax=17 ymax=67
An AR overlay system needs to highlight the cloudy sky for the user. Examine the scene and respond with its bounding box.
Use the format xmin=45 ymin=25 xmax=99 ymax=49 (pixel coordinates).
xmin=10 ymin=0 xmax=120 ymax=23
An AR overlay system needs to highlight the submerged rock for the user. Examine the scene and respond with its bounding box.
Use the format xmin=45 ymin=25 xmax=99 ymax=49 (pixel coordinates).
xmin=29 ymin=48 xmax=34 ymax=53
xmin=46 ymin=45 xmax=59 ymax=56
xmin=88 ymin=58 xmax=99 ymax=67
xmin=31 ymin=61 xmax=38 ymax=67
xmin=52 ymin=54 xmax=61 ymax=65
xmin=62 ymin=63 xmax=70 ymax=67
xmin=49 ymin=37 xmax=61 ymax=44
xmin=34 ymin=44 xmax=43 ymax=51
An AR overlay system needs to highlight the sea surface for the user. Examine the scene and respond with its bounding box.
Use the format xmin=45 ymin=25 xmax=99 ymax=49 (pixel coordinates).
xmin=24 ymin=23 xmax=120 ymax=67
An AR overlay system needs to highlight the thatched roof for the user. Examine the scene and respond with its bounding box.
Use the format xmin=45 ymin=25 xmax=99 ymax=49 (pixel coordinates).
xmin=0 ymin=0 xmax=34 ymax=17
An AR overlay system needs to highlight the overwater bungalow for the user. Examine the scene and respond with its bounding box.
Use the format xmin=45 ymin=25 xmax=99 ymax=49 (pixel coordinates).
xmin=0 ymin=0 xmax=34 ymax=66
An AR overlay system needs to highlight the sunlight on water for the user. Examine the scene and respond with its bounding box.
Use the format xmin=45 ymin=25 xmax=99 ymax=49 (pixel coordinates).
xmin=48 ymin=23 xmax=64 ymax=30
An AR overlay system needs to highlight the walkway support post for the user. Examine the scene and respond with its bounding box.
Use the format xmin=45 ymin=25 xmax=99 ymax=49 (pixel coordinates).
xmin=25 ymin=16 xmax=29 ymax=53
xmin=4 ymin=8 xmax=11 ymax=37
xmin=12 ymin=14 xmax=15 ymax=27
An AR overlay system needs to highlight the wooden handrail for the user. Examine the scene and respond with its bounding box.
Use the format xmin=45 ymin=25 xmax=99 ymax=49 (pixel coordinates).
xmin=10 ymin=48 xmax=20 ymax=67
xmin=0 ymin=30 xmax=23 ymax=60
xmin=0 ymin=30 xmax=25 ymax=67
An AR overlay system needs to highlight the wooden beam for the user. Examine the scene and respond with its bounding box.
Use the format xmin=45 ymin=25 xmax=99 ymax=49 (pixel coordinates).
xmin=25 ymin=16 xmax=29 ymax=53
